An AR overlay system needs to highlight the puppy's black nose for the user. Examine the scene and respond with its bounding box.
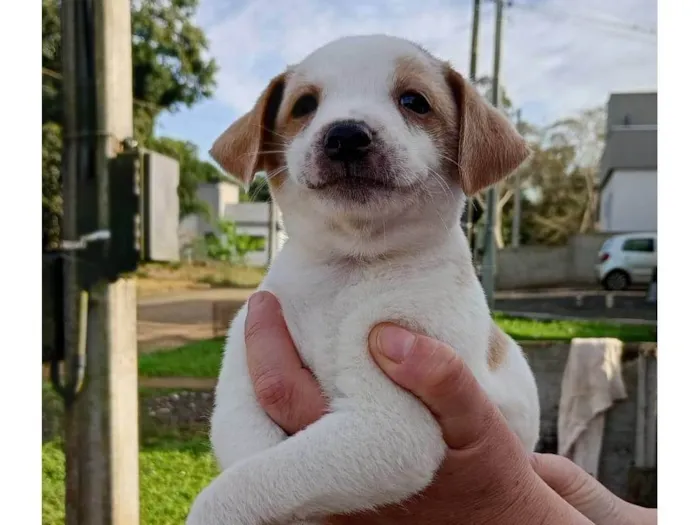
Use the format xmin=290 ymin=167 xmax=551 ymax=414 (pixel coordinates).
xmin=323 ymin=121 xmax=373 ymax=162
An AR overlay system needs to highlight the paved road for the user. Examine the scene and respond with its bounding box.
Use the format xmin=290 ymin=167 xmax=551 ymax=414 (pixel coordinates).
xmin=495 ymin=289 xmax=656 ymax=322
xmin=137 ymin=288 xmax=252 ymax=351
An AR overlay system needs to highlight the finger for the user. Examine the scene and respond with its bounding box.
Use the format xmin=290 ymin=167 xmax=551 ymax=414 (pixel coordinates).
xmin=245 ymin=291 xmax=327 ymax=434
xmin=531 ymin=453 xmax=655 ymax=525
xmin=368 ymin=323 xmax=508 ymax=451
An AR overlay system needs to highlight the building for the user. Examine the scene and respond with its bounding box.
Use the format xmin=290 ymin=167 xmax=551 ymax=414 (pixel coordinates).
xmin=179 ymin=180 xmax=285 ymax=266
xmin=598 ymin=92 xmax=657 ymax=233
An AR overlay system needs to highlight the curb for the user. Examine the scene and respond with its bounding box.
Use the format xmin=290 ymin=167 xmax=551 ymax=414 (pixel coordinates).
xmin=496 ymin=310 xmax=657 ymax=326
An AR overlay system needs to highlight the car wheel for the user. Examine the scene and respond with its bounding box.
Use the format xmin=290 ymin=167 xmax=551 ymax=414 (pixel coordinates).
xmin=603 ymin=270 xmax=630 ymax=291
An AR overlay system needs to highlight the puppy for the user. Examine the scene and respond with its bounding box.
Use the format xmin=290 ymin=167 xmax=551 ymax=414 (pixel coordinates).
xmin=187 ymin=34 xmax=540 ymax=525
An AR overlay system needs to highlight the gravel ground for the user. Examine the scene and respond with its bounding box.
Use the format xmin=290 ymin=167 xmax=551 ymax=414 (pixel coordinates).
xmin=143 ymin=390 xmax=214 ymax=428
xmin=42 ymin=387 xmax=215 ymax=443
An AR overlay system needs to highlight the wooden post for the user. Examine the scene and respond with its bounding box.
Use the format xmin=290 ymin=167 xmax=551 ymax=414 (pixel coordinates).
xmin=267 ymin=199 xmax=278 ymax=266
xmin=62 ymin=0 xmax=140 ymax=524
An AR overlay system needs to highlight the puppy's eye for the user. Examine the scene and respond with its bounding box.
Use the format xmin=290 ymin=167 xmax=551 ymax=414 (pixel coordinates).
xmin=291 ymin=94 xmax=318 ymax=118
xmin=399 ymin=91 xmax=431 ymax=114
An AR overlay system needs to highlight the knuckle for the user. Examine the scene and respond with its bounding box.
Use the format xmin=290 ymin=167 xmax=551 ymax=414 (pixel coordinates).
xmin=424 ymin=344 xmax=468 ymax=398
xmin=244 ymin=317 xmax=267 ymax=347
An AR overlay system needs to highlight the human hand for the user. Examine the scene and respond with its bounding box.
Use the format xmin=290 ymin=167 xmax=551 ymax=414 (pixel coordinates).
xmin=244 ymin=291 xmax=656 ymax=525
xmin=530 ymin=453 xmax=657 ymax=525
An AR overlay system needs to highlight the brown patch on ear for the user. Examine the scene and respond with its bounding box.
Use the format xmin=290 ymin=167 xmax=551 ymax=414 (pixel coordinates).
xmin=209 ymin=73 xmax=287 ymax=185
xmin=392 ymin=57 xmax=457 ymax=148
xmin=444 ymin=65 xmax=530 ymax=195
xmin=488 ymin=322 xmax=509 ymax=370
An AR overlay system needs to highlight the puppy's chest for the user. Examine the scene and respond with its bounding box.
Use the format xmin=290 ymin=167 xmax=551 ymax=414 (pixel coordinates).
xmin=263 ymin=259 xmax=489 ymax=396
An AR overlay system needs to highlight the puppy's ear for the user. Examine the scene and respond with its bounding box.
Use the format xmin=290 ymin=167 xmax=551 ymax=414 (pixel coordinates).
xmin=444 ymin=66 xmax=530 ymax=195
xmin=209 ymin=73 xmax=287 ymax=185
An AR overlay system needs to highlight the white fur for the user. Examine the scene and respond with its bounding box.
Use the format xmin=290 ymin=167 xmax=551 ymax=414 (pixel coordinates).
xmin=188 ymin=35 xmax=540 ymax=525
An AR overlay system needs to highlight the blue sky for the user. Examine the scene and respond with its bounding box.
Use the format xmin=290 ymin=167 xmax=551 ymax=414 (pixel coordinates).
xmin=154 ymin=0 xmax=657 ymax=161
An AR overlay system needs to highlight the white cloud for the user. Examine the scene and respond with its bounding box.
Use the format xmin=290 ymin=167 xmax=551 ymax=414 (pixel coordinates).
xmin=201 ymin=0 xmax=657 ymax=125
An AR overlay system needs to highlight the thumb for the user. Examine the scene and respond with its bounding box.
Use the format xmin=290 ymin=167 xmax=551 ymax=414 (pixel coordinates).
xmin=531 ymin=453 xmax=657 ymax=525
xmin=368 ymin=323 xmax=507 ymax=451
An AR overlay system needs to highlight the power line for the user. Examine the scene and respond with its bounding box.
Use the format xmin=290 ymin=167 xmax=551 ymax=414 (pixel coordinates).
xmin=507 ymin=1 xmax=656 ymax=43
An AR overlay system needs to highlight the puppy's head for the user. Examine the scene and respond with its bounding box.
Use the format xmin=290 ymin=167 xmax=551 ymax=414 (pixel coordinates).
xmin=211 ymin=35 xmax=528 ymax=256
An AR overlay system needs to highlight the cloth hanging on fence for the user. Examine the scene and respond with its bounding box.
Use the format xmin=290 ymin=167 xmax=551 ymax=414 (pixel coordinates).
xmin=558 ymin=338 xmax=627 ymax=478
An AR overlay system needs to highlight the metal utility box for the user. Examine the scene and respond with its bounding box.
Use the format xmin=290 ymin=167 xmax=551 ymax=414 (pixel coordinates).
xmin=142 ymin=151 xmax=180 ymax=262
xmin=109 ymin=148 xmax=180 ymax=276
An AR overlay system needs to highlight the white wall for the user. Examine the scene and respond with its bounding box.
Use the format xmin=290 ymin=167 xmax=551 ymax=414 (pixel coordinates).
xmin=196 ymin=182 xmax=241 ymax=229
xmin=600 ymin=169 xmax=657 ymax=232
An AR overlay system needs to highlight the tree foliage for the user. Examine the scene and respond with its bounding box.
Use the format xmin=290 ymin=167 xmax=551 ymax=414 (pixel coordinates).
xmin=468 ymin=79 xmax=606 ymax=248
xmin=41 ymin=0 xmax=218 ymax=247
xmin=509 ymin=106 xmax=606 ymax=246
xmin=42 ymin=123 xmax=63 ymax=249
xmin=240 ymin=177 xmax=271 ymax=203
xmin=131 ymin=0 xmax=218 ymax=141
xmin=203 ymin=219 xmax=263 ymax=265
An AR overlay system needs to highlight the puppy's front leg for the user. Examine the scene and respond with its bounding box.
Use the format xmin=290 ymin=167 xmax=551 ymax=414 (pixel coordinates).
xmin=187 ymin=390 xmax=445 ymax=525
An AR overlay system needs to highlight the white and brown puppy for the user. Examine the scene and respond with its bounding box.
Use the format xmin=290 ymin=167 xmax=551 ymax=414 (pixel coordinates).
xmin=188 ymin=34 xmax=540 ymax=525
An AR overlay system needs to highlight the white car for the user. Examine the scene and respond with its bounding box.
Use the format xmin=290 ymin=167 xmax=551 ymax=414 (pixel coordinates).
xmin=596 ymin=232 xmax=657 ymax=291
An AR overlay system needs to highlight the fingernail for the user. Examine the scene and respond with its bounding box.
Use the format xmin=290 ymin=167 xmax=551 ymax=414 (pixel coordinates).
xmin=248 ymin=291 xmax=267 ymax=310
xmin=375 ymin=325 xmax=416 ymax=363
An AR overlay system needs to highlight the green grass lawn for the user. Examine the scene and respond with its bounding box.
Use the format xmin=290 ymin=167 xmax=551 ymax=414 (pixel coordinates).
xmin=42 ymin=438 xmax=217 ymax=525
xmin=139 ymin=338 xmax=227 ymax=378
xmin=42 ymin=383 xmax=216 ymax=524
xmin=138 ymin=315 xmax=656 ymax=378
xmin=491 ymin=313 xmax=656 ymax=342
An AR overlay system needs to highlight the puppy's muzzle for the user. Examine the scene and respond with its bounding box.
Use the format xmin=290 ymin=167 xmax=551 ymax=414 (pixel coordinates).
xmin=323 ymin=120 xmax=373 ymax=162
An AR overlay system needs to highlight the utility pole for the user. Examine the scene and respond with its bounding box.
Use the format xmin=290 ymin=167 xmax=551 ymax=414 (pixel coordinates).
xmin=511 ymin=108 xmax=522 ymax=248
xmin=61 ymin=1 xmax=140 ymax=524
xmin=267 ymin=198 xmax=278 ymax=266
xmin=464 ymin=0 xmax=481 ymax=251
xmin=481 ymin=0 xmax=504 ymax=309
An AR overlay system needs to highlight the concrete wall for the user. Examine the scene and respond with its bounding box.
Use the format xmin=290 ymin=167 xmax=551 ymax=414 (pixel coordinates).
xmin=496 ymin=233 xmax=613 ymax=289
xmin=197 ymin=182 xmax=241 ymax=222
xmin=496 ymin=245 xmax=570 ymax=289
xmin=600 ymin=169 xmax=657 ymax=233
xmin=525 ymin=342 xmax=657 ymax=500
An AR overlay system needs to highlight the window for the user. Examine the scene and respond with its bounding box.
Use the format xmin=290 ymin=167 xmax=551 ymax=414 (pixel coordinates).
xmin=622 ymin=238 xmax=654 ymax=253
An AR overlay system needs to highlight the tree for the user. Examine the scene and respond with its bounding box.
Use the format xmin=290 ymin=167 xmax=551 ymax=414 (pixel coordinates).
xmin=146 ymin=136 xmax=223 ymax=218
xmin=544 ymin=107 xmax=606 ymax=234
xmin=42 ymin=123 xmax=63 ymax=249
xmin=515 ymin=106 xmax=605 ymax=246
xmin=42 ymin=0 xmax=218 ymax=246
xmin=42 ymin=0 xmax=62 ymax=125
xmin=130 ymin=0 xmax=218 ymax=142
xmin=240 ymin=176 xmax=271 ymax=203
xmin=42 ymin=0 xmax=217 ymax=143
